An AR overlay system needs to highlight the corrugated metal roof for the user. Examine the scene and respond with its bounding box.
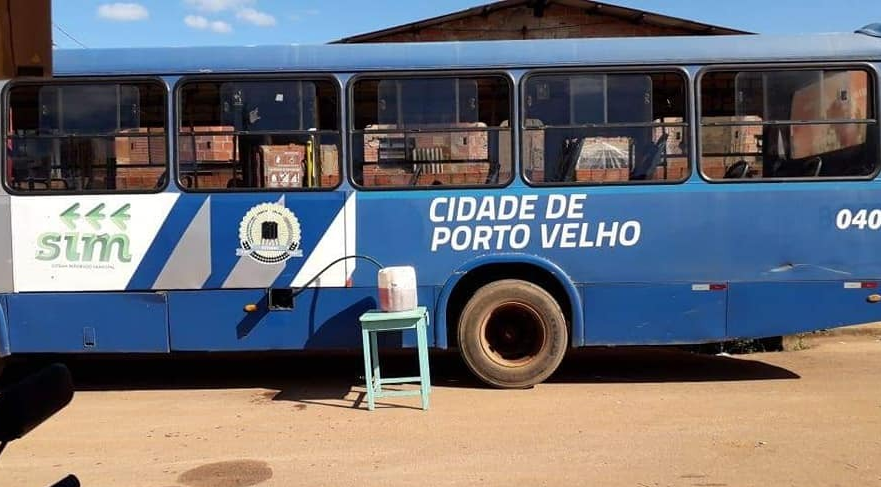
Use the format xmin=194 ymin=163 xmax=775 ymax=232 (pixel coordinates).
xmin=51 ymin=33 xmax=880 ymax=77
xmin=332 ymin=0 xmax=749 ymax=44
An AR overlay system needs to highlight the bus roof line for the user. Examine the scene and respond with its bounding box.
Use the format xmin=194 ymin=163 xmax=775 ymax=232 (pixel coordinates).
xmin=51 ymin=32 xmax=881 ymax=77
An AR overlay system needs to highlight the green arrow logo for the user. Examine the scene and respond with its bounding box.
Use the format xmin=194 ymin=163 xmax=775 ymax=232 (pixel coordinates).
xmin=60 ymin=203 xmax=81 ymax=230
xmin=85 ymin=203 xmax=106 ymax=230
xmin=110 ymin=204 xmax=131 ymax=231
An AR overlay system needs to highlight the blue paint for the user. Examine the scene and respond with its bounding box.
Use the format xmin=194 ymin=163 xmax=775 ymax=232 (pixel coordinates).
xmin=4 ymin=33 xmax=881 ymax=358
xmin=199 ymin=192 xmax=346 ymax=288
xmin=431 ymin=286 xmax=444 ymax=348
xmin=127 ymin=194 xmax=207 ymax=290
xmin=6 ymin=293 xmax=169 ymax=353
xmin=0 ymin=295 xmax=9 ymax=357
xmin=167 ymin=287 xmax=436 ymax=351
xmin=583 ymin=283 xmax=727 ymax=345
xmin=355 ymin=186 xmax=881 ymax=285
xmin=728 ymin=281 xmax=881 ymax=338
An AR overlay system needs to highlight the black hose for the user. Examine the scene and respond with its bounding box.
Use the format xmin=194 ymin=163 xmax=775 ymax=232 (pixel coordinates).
xmin=291 ymin=255 xmax=383 ymax=297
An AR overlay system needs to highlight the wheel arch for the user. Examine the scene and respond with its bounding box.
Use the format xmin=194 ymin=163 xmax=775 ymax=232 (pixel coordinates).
xmin=435 ymin=254 xmax=583 ymax=349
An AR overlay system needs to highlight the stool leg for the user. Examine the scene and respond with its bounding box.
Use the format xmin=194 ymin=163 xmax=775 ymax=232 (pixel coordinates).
xmin=370 ymin=331 xmax=381 ymax=395
xmin=361 ymin=328 xmax=375 ymax=411
xmin=416 ymin=317 xmax=431 ymax=410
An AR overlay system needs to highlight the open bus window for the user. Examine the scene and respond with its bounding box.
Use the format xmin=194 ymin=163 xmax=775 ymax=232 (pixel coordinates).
xmin=351 ymin=76 xmax=512 ymax=188
xmin=522 ymin=72 xmax=688 ymax=185
xmin=4 ymin=81 xmax=167 ymax=192
xmin=178 ymin=79 xmax=340 ymax=190
xmin=700 ymin=69 xmax=877 ymax=180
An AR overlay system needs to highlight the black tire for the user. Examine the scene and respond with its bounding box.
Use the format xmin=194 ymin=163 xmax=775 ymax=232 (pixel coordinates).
xmin=457 ymin=279 xmax=568 ymax=388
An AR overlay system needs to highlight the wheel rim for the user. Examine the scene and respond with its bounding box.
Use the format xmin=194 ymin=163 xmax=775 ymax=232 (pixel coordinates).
xmin=479 ymin=301 xmax=546 ymax=368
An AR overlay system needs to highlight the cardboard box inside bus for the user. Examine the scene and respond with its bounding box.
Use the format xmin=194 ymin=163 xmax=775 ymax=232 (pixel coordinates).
xmin=502 ymin=119 xmax=687 ymax=183
xmin=260 ymin=144 xmax=304 ymax=188
xmin=790 ymin=71 xmax=868 ymax=159
xmin=363 ymin=122 xmax=489 ymax=163
xmin=0 ymin=0 xmax=52 ymax=78
xmin=362 ymin=122 xmax=492 ymax=186
xmin=176 ymin=127 xmax=340 ymax=188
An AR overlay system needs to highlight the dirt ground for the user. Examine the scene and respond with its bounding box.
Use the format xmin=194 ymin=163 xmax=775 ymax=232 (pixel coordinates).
xmin=2 ymin=334 xmax=880 ymax=487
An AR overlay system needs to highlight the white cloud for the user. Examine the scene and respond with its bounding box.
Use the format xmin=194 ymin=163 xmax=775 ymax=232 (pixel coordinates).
xmin=290 ymin=9 xmax=319 ymax=22
xmin=97 ymin=3 xmax=149 ymax=21
xmin=184 ymin=0 xmax=253 ymax=12
xmin=237 ymin=7 xmax=275 ymax=26
xmin=210 ymin=20 xmax=233 ymax=33
xmin=184 ymin=15 xmax=232 ymax=33
xmin=184 ymin=14 xmax=209 ymax=29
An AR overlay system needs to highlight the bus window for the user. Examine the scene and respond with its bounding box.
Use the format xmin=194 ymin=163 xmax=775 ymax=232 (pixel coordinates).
xmin=700 ymin=68 xmax=878 ymax=180
xmin=177 ymin=79 xmax=340 ymax=190
xmin=351 ymin=75 xmax=512 ymax=188
xmin=523 ymin=71 xmax=688 ymax=185
xmin=4 ymin=80 xmax=167 ymax=192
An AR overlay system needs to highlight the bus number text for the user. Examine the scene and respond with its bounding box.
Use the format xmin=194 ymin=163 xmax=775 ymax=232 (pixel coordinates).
xmin=836 ymin=209 xmax=881 ymax=230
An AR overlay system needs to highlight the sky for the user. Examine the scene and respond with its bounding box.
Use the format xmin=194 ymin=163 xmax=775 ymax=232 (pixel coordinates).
xmin=49 ymin=0 xmax=881 ymax=49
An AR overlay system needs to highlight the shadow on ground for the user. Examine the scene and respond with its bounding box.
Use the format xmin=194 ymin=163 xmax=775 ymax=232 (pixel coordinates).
xmin=0 ymin=347 xmax=799 ymax=409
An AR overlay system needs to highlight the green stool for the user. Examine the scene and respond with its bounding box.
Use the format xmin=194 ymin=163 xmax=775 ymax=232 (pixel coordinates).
xmin=359 ymin=306 xmax=431 ymax=411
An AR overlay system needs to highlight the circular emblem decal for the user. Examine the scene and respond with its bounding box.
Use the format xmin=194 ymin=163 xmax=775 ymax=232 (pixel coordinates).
xmin=236 ymin=203 xmax=303 ymax=264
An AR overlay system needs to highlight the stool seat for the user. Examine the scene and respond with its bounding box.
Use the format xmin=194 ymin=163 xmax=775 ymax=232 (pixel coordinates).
xmin=359 ymin=306 xmax=431 ymax=411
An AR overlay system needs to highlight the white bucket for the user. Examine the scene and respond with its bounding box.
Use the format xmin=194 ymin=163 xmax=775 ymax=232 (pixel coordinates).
xmin=377 ymin=266 xmax=418 ymax=312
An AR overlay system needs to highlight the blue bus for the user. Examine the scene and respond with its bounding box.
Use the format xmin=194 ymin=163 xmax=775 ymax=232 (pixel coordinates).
xmin=2 ymin=26 xmax=881 ymax=387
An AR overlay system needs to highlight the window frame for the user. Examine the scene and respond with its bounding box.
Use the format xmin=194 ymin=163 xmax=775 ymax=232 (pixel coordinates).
xmin=346 ymin=70 xmax=516 ymax=192
xmin=696 ymin=62 xmax=881 ymax=184
xmin=519 ymin=66 xmax=693 ymax=188
xmin=174 ymin=73 xmax=343 ymax=193
xmin=2 ymin=76 xmax=170 ymax=196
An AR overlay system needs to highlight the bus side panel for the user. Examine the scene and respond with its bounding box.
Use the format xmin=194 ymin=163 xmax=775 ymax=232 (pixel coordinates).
xmin=167 ymin=287 xmax=436 ymax=351
xmin=0 ymin=295 xmax=9 ymax=356
xmin=727 ymin=281 xmax=881 ymax=339
xmin=5 ymin=292 xmax=169 ymax=353
xmin=582 ymin=283 xmax=727 ymax=345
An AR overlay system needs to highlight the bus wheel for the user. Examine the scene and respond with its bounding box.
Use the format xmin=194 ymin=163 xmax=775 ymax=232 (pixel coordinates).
xmin=457 ymin=279 xmax=567 ymax=388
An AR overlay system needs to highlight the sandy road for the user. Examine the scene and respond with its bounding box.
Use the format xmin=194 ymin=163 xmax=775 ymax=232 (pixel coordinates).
xmin=2 ymin=335 xmax=880 ymax=487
